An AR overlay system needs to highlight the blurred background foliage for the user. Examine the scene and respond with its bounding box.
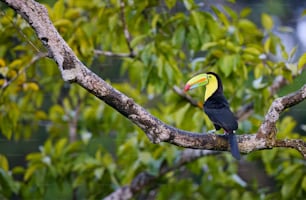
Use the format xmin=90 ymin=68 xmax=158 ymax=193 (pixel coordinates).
xmin=0 ymin=0 xmax=306 ymax=199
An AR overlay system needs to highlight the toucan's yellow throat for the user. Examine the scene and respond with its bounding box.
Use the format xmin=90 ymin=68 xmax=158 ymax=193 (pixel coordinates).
xmin=184 ymin=73 xmax=219 ymax=101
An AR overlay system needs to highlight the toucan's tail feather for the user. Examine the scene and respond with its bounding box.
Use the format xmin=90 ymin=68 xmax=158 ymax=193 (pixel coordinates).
xmin=228 ymin=134 xmax=241 ymax=160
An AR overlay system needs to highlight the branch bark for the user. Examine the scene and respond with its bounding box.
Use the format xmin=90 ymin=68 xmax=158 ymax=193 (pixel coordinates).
xmin=104 ymin=149 xmax=219 ymax=200
xmin=3 ymin=1 xmax=306 ymax=199
xmin=2 ymin=0 xmax=306 ymax=158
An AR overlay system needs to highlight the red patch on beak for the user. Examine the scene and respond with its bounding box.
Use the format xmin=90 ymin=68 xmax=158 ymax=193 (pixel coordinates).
xmin=184 ymin=84 xmax=190 ymax=92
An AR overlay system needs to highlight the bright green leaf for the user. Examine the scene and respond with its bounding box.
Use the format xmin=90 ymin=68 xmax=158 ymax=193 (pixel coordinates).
xmin=218 ymin=54 xmax=240 ymax=77
xmin=183 ymin=0 xmax=196 ymax=10
xmin=302 ymin=176 xmax=306 ymax=191
xmin=240 ymin=8 xmax=251 ymax=18
xmin=165 ymin=0 xmax=177 ymax=9
xmin=261 ymin=13 xmax=273 ymax=31
xmin=298 ymin=53 xmax=306 ymax=70
xmin=53 ymin=0 xmax=65 ymax=19
xmin=0 ymin=155 xmax=9 ymax=171
xmin=55 ymin=138 xmax=68 ymax=157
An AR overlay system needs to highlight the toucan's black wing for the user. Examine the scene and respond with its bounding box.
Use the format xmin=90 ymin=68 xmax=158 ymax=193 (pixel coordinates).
xmin=204 ymin=94 xmax=240 ymax=160
xmin=203 ymin=94 xmax=238 ymax=132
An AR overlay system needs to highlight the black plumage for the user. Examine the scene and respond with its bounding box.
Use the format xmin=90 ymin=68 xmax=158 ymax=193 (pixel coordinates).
xmin=203 ymin=72 xmax=240 ymax=160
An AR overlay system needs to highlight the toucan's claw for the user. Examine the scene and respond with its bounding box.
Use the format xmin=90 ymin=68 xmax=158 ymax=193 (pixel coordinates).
xmin=207 ymin=129 xmax=216 ymax=134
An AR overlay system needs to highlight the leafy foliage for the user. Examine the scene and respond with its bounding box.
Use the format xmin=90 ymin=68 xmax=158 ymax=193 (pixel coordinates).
xmin=0 ymin=0 xmax=305 ymax=199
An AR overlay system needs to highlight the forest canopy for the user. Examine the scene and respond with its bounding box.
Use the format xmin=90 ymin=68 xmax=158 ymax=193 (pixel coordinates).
xmin=0 ymin=0 xmax=306 ymax=199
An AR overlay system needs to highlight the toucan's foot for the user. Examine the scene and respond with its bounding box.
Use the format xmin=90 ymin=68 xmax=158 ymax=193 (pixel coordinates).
xmin=207 ymin=129 xmax=216 ymax=134
xmin=224 ymin=130 xmax=236 ymax=135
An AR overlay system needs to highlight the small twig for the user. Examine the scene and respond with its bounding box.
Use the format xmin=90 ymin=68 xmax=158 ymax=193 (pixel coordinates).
xmin=0 ymin=52 xmax=48 ymax=95
xmin=269 ymin=75 xmax=288 ymax=96
xmin=235 ymin=102 xmax=254 ymax=121
xmin=119 ymin=0 xmax=135 ymax=57
xmin=172 ymin=85 xmax=202 ymax=108
xmin=93 ymin=1 xmax=136 ymax=58
xmin=67 ymin=95 xmax=83 ymax=143
xmin=104 ymin=149 xmax=219 ymax=200
xmin=94 ymin=49 xmax=133 ymax=58
xmin=0 ymin=9 xmax=41 ymax=54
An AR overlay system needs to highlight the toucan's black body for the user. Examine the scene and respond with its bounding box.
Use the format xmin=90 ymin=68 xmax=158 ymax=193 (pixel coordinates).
xmin=203 ymin=72 xmax=240 ymax=160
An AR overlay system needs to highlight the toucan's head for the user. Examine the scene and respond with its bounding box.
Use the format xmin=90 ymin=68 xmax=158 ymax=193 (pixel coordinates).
xmin=184 ymin=72 xmax=222 ymax=101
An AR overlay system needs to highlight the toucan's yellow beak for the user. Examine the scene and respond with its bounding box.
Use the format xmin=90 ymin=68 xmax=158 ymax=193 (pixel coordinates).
xmin=184 ymin=73 xmax=209 ymax=92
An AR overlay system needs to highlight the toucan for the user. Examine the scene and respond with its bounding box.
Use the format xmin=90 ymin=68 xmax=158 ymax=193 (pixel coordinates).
xmin=184 ymin=72 xmax=241 ymax=160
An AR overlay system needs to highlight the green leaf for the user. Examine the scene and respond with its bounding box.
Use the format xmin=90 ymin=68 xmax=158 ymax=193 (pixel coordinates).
xmin=240 ymin=8 xmax=251 ymax=18
xmin=172 ymin=25 xmax=186 ymax=48
xmin=165 ymin=0 xmax=177 ymax=9
xmin=131 ymin=34 xmax=147 ymax=48
xmin=298 ymin=53 xmax=306 ymax=70
xmin=0 ymin=155 xmax=9 ymax=171
xmin=211 ymin=6 xmax=229 ymax=27
xmin=191 ymin=11 xmax=205 ymax=34
xmin=281 ymin=170 xmax=303 ymax=199
xmin=65 ymin=8 xmax=81 ymax=19
xmin=282 ymin=164 xmax=301 ymax=176
xmin=286 ymin=63 xmax=298 ymax=75
xmin=94 ymin=168 xmax=105 ymax=180
xmin=26 ymin=153 xmax=42 ymax=161
xmin=175 ymin=103 xmax=190 ymax=125
xmin=24 ymin=164 xmax=42 ymax=181
xmin=183 ymin=0 xmax=196 ymax=10
xmin=12 ymin=166 xmax=24 ymax=175
xmin=139 ymin=152 xmax=152 ymax=165
xmin=288 ymin=46 xmax=297 ymax=59
xmin=55 ymin=138 xmax=68 ymax=157
xmin=44 ymin=139 xmax=53 ymax=155
xmin=0 ymin=116 xmax=12 ymax=139
xmin=302 ymin=176 xmax=306 ymax=191
xmin=261 ymin=13 xmax=273 ymax=31
xmin=54 ymin=19 xmax=73 ymax=28
xmin=218 ymin=54 xmax=240 ymax=77
xmin=243 ymin=47 xmax=261 ymax=56
xmin=0 ymin=168 xmax=20 ymax=195
xmin=223 ymin=6 xmax=237 ymax=21
xmin=108 ymin=14 xmax=118 ymax=31
xmin=53 ymin=0 xmax=65 ymax=19
xmin=201 ymin=42 xmax=218 ymax=51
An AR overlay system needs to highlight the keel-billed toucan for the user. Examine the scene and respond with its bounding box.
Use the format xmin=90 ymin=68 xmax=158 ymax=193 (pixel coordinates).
xmin=184 ymin=72 xmax=241 ymax=160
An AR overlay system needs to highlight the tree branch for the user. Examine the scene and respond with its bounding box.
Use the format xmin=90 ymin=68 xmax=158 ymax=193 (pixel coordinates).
xmin=3 ymin=2 xmax=306 ymax=199
xmin=2 ymin=0 xmax=306 ymax=158
xmin=107 ymin=84 xmax=306 ymax=199
xmin=257 ymin=84 xmax=306 ymax=140
xmin=275 ymin=139 xmax=306 ymax=156
xmin=104 ymin=149 xmax=219 ymax=200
